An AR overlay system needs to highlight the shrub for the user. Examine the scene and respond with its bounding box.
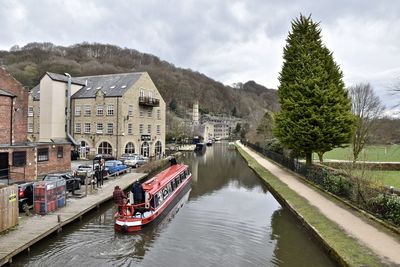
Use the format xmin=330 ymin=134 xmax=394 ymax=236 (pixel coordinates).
xmin=367 ymin=194 xmax=400 ymax=226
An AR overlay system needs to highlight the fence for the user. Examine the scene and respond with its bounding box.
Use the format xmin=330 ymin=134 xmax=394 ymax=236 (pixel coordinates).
xmin=0 ymin=185 xmax=18 ymax=232
xmin=242 ymin=140 xmax=400 ymax=227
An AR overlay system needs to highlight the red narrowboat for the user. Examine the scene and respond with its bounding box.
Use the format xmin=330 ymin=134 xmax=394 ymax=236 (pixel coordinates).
xmin=114 ymin=163 xmax=192 ymax=232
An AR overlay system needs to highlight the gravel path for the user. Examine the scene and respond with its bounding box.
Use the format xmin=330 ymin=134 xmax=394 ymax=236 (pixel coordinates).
xmin=237 ymin=142 xmax=400 ymax=266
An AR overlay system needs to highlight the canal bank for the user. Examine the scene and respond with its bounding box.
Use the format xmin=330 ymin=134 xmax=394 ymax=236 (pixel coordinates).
xmin=236 ymin=141 xmax=400 ymax=267
xmin=0 ymin=171 xmax=147 ymax=266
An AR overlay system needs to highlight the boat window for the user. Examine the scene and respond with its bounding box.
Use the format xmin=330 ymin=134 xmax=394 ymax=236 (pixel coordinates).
xmin=167 ymin=183 xmax=172 ymax=193
xmin=171 ymin=180 xmax=175 ymax=191
xmin=180 ymin=172 xmax=186 ymax=181
xmin=175 ymin=177 xmax=180 ymax=186
xmin=155 ymin=192 xmax=161 ymax=208
xmin=162 ymin=187 xmax=169 ymax=199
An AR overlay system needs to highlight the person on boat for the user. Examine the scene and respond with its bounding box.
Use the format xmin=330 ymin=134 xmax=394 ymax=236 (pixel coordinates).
xmin=113 ymin=185 xmax=126 ymax=213
xmin=131 ymin=181 xmax=144 ymax=204
xmin=169 ymin=156 xmax=177 ymax=166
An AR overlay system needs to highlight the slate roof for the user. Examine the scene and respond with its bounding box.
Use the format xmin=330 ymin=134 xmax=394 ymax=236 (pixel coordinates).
xmin=46 ymin=72 xmax=86 ymax=86
xmin=31 ymin=72 xmax=145 ymax=100
xmin=30 ymin=85 xmax=40 ymax=100
xmin=0 ymin=88 xmax=16 ymax=97
xmin=71 ymin=72 xmax=144 ymax=99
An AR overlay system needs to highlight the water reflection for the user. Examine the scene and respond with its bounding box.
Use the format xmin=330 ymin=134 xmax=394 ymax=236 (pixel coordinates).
xmin=12 ymin=142 xmax=336 ymax=267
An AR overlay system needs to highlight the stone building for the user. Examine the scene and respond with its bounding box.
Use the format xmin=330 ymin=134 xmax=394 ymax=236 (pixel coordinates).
xmin=0 ymin=68 xmax=70 ymax=182
xmin=29 ymin=72 xmax=166 ymax=159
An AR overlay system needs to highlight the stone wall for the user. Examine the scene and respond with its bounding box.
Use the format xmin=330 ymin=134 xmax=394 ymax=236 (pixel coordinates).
xmin=37 ymin=143 xmax=71 ymax=177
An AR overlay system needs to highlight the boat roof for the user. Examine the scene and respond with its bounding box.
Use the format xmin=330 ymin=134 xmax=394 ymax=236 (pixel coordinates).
xmin=143 ymin=164 xmax=187 ymax=194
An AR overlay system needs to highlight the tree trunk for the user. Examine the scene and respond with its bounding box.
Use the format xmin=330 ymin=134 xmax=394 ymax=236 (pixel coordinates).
xmin=305 ymin=152 xmax=312 ymax=165
xmin=317 ymin=152 xmax=324 ymax=163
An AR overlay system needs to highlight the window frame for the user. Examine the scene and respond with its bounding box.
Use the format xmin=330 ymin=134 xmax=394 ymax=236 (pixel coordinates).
xmin=38 ymin=148 xmax=49 ymax=162
xmin=57 ymin=146 xmax=63 ymax=158
xmin=12 ymin=151 xmax=26 ymax=167
xmin=96 ymin=105 xmax=104 ymax=116
xmin=107 ymin=104 xmax=114 ymax=116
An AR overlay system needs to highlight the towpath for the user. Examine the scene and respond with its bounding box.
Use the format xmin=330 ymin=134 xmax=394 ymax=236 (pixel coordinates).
xmin=237 ymin=141 xmax=400 ymax=265
xmin=0 ymin=171 xmax=146 ymax=266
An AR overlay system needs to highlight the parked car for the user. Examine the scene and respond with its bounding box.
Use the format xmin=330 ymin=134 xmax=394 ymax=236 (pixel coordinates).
xmin=93 ymin=154 xmax=115 ymax=161
xmin=17 ymin=182 xmax=34 ymax=212
xmin=104 ymin=160 xmax=128 ymax=175
xmin=119 ymin=153 xmax=136 ymax=164
xmin=75 ymin=165 xmax=95 ymax=184
xmin=43 ymin=173 xmax=81 ymax=192
xmin=124 ymin=155 xmax=149 ymax=168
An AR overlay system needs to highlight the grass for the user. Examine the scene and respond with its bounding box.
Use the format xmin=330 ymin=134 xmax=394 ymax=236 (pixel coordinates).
xmin=313 ymin=144 xmax=400 ymax=162
xmin=237 ymin=145 xmax=384 ymax=267
xmin=353 ymin=170 xmax=400 ymax=189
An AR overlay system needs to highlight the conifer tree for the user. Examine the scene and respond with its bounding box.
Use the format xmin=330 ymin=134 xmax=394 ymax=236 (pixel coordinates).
xmin=274 ymin=15 xmax=354 ymax=165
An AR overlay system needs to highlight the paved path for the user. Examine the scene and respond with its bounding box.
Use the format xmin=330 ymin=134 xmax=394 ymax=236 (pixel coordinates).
xmin=237 ymin=142 xmax=400 ymax=266
xmin=0 ymin=171 xmax=146 ymax=266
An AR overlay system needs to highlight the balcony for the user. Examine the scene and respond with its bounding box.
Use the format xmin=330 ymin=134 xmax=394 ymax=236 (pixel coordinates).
xmin=139 ymin=96 xmax=160 ymax=107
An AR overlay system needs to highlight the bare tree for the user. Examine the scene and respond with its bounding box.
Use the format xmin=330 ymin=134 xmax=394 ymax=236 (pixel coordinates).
xmin=349 ymin=83 xmax=384 ymax=162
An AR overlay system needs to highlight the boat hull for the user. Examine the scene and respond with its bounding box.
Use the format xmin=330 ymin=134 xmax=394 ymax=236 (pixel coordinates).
xmin=115 ymin=173 xmax=192 ymax=233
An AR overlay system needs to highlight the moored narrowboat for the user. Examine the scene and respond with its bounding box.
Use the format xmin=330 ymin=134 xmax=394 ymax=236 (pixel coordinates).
xmin=114 ymin=164 xmax=192 ymax=232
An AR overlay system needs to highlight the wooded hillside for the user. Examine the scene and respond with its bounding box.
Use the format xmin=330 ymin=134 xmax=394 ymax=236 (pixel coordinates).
xmin=0 ymin=42 xmax=279 ymax=121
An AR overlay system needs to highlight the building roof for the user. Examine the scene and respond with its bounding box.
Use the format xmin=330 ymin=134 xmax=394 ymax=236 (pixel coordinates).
xmin=30 ymin=85 xmax=40 ymax=100
xmin=32 ymin=72 xmax=145 ymax=100
xmin=0 ymin=88 xmax=16 ymax=98
xmin=46 ymin=72 xmax=86 ymax=86
xmin=71 ymin=72 xmax=144 ymax=99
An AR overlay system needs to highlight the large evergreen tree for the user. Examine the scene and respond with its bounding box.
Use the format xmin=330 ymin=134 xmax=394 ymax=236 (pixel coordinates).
xmin=274 ymin=15 xmax=354 ymax=165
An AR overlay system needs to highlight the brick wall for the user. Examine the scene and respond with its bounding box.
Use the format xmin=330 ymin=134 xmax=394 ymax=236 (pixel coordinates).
xmin=9 ymin=148 xmax=36 ymax=182
xmin=0 ymin=68 xmax=28 ymax=144
xmin=0 ymin=96 xmax=12 ymax=144
xmin=37 ymin=143 xmax=71 ymax=177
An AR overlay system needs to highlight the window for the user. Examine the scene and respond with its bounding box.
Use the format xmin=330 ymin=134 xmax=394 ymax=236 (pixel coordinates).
xmin=107 ymin=104 xmax=114 ymax=116
xmin=38 ymin=148 xmax=49 ymax=162
xmin=140 ymin=89 xmax=145 ymax=98
xmin=84 ymin=123 xmax=91 ymax=134
xmin=155 ymin=141 xmax=162 ymax=155
xmin=96 ymin=105 xmax=104 ymax=116
xmin=84 ymin=105 xmax=91 ymax=116
xmin=75 ymin=123 xmax=81 ymax=133
xmin=140 ymin=108 xmax=144 ymax=117
xmin=157 ymin=125 xmax=161 ymax=135
xmin=13 ymin=151 xmax=26 ymax=167
xmin=157 ymin=109 xmax=161 ymax=120
xmin=125 ymin=142 xmax=135 ymax=153
xmin=107 ymin=123 xmax=113 ymax=134
xmin=128 ymin=105 xmax=133 ymax=116
xmin=28 ymin=123 xmax=33 ymax=133
xmin=96 ymin=123 xmax=103 ymax=134
xmin=98 ymin=142 xmax=112 ymax=155
xmin=128 ymin=123 xmax=133 ymax=134
xmin=28 ymin=106 xmax=33 ymax=117
xmin=57 ymin=146 xmax=63 ymax=158
xmin=139 ymin=124 xmax=144 ymax=134
xmin=141 ymin=142 xmax=149 ymax=157
xmin=75 ymin=106 xmax=81 ymax=116
xmin=147 ymin=124 xmax=151 ymax=134
xmin=147 ymin=109 xmax=152 ymax=118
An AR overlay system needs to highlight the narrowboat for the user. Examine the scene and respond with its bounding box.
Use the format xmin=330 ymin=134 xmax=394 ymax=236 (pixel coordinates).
xmin=114 ymin=164 xmax=192 ymax=232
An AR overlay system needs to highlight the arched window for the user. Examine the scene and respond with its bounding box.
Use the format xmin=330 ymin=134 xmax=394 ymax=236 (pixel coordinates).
xmin=155 ymin=141 xmax=162 ymax=155
xmin=141 ymin=142 xmax=149 ymax=157
xmin=125 ymin=142 xmax=135 ymax=154
xmin=98 ymin=141 xmax=112 ymax=155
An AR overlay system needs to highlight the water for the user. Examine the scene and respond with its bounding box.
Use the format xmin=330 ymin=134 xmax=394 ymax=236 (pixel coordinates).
xmin=12 ymin=142 xmax=336 ymax=267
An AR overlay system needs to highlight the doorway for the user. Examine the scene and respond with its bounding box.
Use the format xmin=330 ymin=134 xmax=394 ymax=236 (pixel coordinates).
xmin=0 ymin=153 xmax=9 ymax=180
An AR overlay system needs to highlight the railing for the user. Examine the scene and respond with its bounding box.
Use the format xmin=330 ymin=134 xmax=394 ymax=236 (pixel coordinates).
xmin=241 ymin=140 xmax=400 ymax=227
xmin=138 ymin=96 xmax=160 ymax=107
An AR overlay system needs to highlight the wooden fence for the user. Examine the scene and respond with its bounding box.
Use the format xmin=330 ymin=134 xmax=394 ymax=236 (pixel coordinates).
xmin=0 ymin=185 xmax=18 ymax=232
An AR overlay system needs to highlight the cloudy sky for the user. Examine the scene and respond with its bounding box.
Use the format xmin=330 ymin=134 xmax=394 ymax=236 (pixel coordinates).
xmin=1 ymin=0 xmax=400 ymax=110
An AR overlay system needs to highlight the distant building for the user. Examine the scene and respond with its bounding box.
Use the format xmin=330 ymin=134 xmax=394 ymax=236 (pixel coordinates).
xmin=29 ymin=72 xmax=166 ymax=159
xmin=0 ymin=68 xmax=70 ymax=182
xmin=201 ymin=114 xmax=242 ymax=140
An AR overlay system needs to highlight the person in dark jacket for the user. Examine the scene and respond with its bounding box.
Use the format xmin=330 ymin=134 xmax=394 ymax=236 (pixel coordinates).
xmin=131 ymin=181 xmax=144 ymax=204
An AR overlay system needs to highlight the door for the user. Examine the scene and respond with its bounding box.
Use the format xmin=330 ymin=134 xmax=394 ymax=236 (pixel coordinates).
xmin=0 ymin=153 xmax=9 ymax=180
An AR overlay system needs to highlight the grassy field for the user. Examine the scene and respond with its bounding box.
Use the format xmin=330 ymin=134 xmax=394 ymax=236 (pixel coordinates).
xmin=237 ymin=145 xmax=384 ymax=267
xmin=353 ymin=170 xmax=400 ymax=189
xmin=314 ymin=144 xmax=400 ymax=162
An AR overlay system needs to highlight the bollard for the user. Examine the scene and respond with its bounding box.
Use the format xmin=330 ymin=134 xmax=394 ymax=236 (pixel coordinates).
xmin=57 ymin=215 xmax=61 ymax=223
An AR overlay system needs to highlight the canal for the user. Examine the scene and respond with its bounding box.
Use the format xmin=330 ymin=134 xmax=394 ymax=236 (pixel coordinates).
xmin=12 ymin=142 xmax=336 ymax=267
